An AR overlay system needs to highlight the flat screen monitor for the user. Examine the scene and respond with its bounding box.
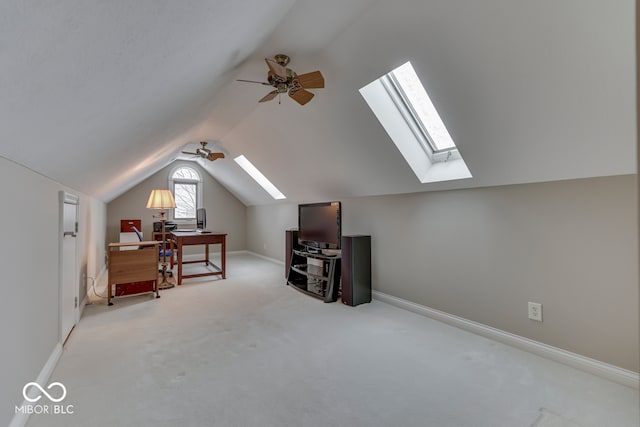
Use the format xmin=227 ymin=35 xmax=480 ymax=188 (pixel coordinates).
xmin=298 ymin=201 xmax=341 ymax=250
xmin=196 ymin=208 xmax=206 ymax=229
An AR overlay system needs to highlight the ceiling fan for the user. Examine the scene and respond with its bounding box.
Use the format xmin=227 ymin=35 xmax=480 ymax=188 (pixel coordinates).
xmin=237 ymin=54 xmax=324 ymax=106
xmin=181 ymin=141 xmax=225 ymax=162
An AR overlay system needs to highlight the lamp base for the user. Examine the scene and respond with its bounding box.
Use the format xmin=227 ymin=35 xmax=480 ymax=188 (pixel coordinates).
xmin=157 ymin=268 xmax=175 ymax=290
xmin=158 ymin=259 xmax=174 ymax=290
xmin=158 ymin=281 xmax=175 ymax=290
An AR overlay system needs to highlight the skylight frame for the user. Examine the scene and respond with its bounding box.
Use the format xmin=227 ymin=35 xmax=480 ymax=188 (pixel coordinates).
xmin=234 ymin=155 xmax=286 ymax=200
xmin=383 ymin=62 xmax=459 ymax=160
xmin=359 ymin=60 xmax=471 ymax=184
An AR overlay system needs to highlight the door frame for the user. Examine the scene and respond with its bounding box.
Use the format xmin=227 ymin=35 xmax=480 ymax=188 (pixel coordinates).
xmin=59 ymin=191 xmax=79 ymax=345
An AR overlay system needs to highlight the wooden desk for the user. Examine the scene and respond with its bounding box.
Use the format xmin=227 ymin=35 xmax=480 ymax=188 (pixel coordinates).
xmin=107 ymin=241 xmax=160 ymax=306
xmin=170 ymin=231 xmax=227 ymax=285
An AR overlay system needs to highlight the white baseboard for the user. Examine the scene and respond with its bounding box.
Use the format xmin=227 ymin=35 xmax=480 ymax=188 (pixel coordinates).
xmin=79 ymin=266 xmax=105 ymax=319
xmin=179 ymin=250 xmax=247 ymax=263
xmin=96 ymin=264 xmax=107 ymax=285
xmin=180 ymin=250 xmax=284 ymax=266
xmin=372 ymin=290 xmax=639 ymax=390
xmin=9 ymin=343 xmax=63 ymax=427
xmin=246 ymin=251 xmax=284 ymax=265
xmin=228 ymin=250 xmax=248 ymax=255
xmin=78 ymin=295 xmax=88 ymax=320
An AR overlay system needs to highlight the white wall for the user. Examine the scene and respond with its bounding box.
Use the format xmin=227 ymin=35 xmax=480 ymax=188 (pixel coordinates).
xmin=246 ymin=175 xmax=639 ymax=372
xmin=0 ymin=156 xmax=106 ymax=426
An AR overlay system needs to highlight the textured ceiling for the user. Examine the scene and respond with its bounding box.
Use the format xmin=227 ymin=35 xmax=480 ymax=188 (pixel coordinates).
xmin=0 ymin=0 xmax=635 ymax=205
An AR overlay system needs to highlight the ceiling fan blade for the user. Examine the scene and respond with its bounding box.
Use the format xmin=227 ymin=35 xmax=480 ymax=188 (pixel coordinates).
xmin=297 ymin=71 xmax=324 ymax=89
xmin=207 ymin=152 xmax=225 ymax=161
xmin=181 ymin=150 xmax=198 ymax=155
xmin=289 ymin=88 xmax=314 ymax=105
xmin=265 ymin=58 xmax=287 ymax=79
xmin=236 ymin=79 xmax=271 ymax=85
xmin=259 ymin=90 xmax=278 ymax=103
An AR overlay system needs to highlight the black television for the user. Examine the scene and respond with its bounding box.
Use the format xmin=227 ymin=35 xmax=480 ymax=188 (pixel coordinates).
xmin=196 ymin=208 xmax=206 ymax=229
xmin=298 ymin=201 xmax=341 ymax=250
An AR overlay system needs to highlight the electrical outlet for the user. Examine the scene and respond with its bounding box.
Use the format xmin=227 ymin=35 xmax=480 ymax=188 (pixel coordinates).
xmin=528 ymin=302 xmax=543 ymax=322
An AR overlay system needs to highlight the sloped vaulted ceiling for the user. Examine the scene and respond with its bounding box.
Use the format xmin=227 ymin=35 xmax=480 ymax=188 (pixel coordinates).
xmin=0 ymin=0 xmax=635 ymax=205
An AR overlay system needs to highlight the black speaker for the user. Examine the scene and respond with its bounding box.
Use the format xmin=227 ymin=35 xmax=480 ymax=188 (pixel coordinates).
xmin=341 ymin=235 xmax=371 ymax=306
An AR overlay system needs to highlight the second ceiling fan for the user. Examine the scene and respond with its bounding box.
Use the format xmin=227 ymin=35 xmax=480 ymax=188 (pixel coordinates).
xmin=237 ymin=54 xmax=325 ymax=106
xmin=181 ymin=141 xmax=224 ymax=162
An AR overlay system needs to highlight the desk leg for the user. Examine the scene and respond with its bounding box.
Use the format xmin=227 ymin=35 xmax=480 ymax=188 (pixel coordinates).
xmin=222 ymin=237 xmax=226 ymax=279
xmin=205 ymin=243 xmax=209 ymax=265
xmin=107 ymin=273 xmax=113 ymax=306
xmin=169 ymin=239 xmax=174 ymax=269
xmin=177 ymin=239 xmax=183 ymax=286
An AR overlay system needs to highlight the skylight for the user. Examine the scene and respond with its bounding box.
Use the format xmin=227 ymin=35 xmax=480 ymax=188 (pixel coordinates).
xmin=359 ymin=61 xmax=471 ymax=183
xmin=234 ymin=155 xmax=286 ymax=200
xmin=390 ymin=62 xmax=456 ymax=152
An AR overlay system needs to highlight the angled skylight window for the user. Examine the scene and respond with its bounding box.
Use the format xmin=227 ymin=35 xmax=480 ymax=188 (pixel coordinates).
xmin=390 ymin=62 xmax=456 ymax=152
xmin=234 ymin=155 xmax=286 ymax=200
xmin=360 ymin=61 xmax=471 ymax=183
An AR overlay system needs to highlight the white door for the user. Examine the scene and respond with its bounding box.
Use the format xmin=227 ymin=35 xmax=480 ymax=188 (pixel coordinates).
xmin=60 ymin=192 xmax=79 ymax=344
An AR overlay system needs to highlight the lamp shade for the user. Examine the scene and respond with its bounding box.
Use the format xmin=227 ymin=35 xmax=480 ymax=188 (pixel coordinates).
xmin=146 ymin=189 xmax=177 ymax=209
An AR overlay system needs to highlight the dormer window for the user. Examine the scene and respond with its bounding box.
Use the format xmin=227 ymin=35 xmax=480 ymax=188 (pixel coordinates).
xmin=168 ymin=165 xmax=203 ymax=220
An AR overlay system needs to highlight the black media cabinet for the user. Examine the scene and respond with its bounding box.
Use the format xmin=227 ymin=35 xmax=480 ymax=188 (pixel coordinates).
xmin=287 ymin=249 xmax=341 ymax=302
xmin=285 ymin=230 xmax=372 ymax=305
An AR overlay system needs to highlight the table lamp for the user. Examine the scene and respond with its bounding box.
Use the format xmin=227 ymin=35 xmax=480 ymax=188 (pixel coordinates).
xmin=146 ymin=189 xmax=177 ymax=289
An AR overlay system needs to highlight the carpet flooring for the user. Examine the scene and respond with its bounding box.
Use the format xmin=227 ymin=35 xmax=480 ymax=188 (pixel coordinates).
xmin=27 ymin=253 xmax=638 ymax=427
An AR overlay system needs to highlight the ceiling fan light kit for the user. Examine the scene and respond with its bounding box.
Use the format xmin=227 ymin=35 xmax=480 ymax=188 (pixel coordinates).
xmin=181 ymin=141 xmax=225 ymax=162
xmin=237 ymin=54 xmax=325 ymax=105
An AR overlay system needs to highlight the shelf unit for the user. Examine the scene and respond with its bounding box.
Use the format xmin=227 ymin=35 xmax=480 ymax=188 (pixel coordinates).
xmin=287 ymin=248 xmax=341 ymax=302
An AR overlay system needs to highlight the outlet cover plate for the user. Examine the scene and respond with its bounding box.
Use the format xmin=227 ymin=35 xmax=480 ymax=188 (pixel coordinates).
xmin=528 ymin=302 xmax=543 ymax=322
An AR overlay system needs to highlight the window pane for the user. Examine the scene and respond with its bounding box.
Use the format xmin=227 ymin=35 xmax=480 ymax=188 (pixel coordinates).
xmin=391 ymin=62 xmax=456 ymax=151
xmin=172 ymin=167 xmax=199 ymax=181
xmin=174 ymin=182 xmax=197 ymax=218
